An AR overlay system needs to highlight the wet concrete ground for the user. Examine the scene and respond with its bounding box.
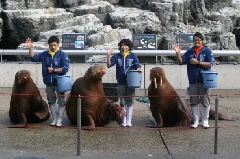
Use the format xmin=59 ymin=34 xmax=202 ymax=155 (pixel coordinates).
xmin=0 ymin=87 xmax=240 ymax=159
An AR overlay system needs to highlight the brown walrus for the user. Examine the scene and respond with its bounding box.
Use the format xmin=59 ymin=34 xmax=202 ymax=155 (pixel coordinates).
xmin=146 ymin=67 xmax=238 ymax=128
xmin=9 ymin=70 xmax=50 ymax=128
xmin=66 ymin=64 xmax=125 ymax=130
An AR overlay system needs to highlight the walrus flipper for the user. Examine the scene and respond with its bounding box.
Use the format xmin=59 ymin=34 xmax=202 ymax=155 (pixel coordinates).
xmin=209 ymin=109 xmax=238 ymax=121
xmin=34 ymin=100 xmax=50 ymax=120
xmin=35 ymin=111 xmax=49 ymax=120
xmin=177 ymin=108 xmax=192 ymax=127
xmin=82 ymin=114 xmax=96 ymax=130
xmin=146 ymin=110 xmax=164 ymax=128
xmin=8 ymin=112 xmax=27 ymax=128
xmin=176 ymin=97 xmax=192 ymax=127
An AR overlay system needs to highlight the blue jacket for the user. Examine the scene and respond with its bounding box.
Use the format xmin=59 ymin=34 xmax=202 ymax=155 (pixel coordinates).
xmin=30 ymin=50 xmax=70 ymax=86
xmin=181 ymin=46 xmax=215 ymax=84
xmin=109 ymin=51 xmax=141 ymax=85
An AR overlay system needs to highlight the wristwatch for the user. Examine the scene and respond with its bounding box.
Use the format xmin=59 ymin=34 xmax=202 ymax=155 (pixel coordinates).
xmin=198 ymin=61 xmax=200 ymax=65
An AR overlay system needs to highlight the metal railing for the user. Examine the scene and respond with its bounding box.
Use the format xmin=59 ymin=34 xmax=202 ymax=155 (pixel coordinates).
xmin=0 ymin=49 xmax=240 ymax=62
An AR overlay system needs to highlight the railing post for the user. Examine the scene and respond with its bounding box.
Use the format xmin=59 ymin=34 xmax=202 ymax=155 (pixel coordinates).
xmin=214 ymin=96 xmax=219 ymax=154
xmin=77 ymin=95 xmax=81 ymax=156
xmin=144 ymin=63 xmax=146 ymax=96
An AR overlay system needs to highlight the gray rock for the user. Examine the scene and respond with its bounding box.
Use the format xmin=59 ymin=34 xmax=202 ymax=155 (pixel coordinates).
xmin=1 ymin=8 xmax=73 ymax=48
xmin=108 ymin=7 xmax=162 ymax=34
xmin=38 ymin=14 xmax=103 ymax=43
xmin=2 ymin=0 xmax=56 ymax=10
xmin=67 ymin=1 xmax=114 ymax=24
xmin=1 ymin=0 xmax=240 ymax=63
xmin=87 ymin=26 xmax=132 ymax=46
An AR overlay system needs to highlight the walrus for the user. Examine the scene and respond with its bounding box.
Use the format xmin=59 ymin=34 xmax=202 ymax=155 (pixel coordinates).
xmin=9 ymin=70 xmax=50 ymax=128
xmin=146 ymin=67 xmax=238 ymax=128
xmin=66 ymin=64 xmax=125 ymax=130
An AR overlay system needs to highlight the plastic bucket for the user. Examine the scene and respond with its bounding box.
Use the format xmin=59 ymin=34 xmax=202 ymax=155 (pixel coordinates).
xmin=126 ymin=70 xmax=142 ymax=88
xmin=56 ymin=75 xmax=72 ymax=92
xmin=202 ymin=71 xmax=218 ymax=88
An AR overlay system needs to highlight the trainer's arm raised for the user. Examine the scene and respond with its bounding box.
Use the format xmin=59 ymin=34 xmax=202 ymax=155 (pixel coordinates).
xmin=26 ymin=38 xmax=34 ymax=57
xmin=173 ymin=43 xmax=182 ymax=64
xmin=107 ymin=48 xmax=113 ymax=68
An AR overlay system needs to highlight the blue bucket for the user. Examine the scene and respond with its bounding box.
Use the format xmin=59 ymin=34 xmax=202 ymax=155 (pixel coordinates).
xmin=56 ymin=75 xmax=72 ymax=92
xmin=202 ymin=71 xmax=218 ymax=88
xmin=126 ymin=70 xmax=142 ymax=88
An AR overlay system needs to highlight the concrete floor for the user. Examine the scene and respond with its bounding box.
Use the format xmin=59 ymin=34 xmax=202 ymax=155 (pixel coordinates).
xmin=0 ymin=87 xmax=240 ymax=159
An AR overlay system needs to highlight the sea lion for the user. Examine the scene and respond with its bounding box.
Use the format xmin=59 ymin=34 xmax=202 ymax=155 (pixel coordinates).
xmin=146 ymin=67 xmax=237 ymax=128
xmin=9 ymin=70 xmax=50 ymax=128
xmin=66 ymin=64 xmax=125 ymax=130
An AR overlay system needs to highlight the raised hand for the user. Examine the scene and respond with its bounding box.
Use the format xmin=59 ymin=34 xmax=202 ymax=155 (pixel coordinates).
xmin=173 ymin=43 xmax=181 ymax=53
xmin=25 ymin=38 xmax=33 ymax=48
xmin=107 ymin=48 xmax=114 ymax=56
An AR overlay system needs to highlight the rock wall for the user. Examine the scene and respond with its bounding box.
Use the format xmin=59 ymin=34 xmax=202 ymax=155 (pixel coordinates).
xmin=0 ymin=0 xmax=239 ymax=62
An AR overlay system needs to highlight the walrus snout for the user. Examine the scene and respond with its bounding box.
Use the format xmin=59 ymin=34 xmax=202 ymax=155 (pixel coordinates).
xmin=150 ymin=67 xmax=164 ymax=88
xmin=116 ymin=109 xmax=126 ymax=125
xmin=150 ymin=67 xmax=162 ymax=79
xmin=17 ymin=70 xmax=30 ymax=84
xmin=19 ymin=76 xmax=29 ymax=84
xmin=89 ymin=64 xmax=106 ymax=78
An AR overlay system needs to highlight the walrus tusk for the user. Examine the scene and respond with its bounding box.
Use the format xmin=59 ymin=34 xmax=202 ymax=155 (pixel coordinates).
xmin=160 ymin=77 xmax=162 ymax=86
xmin=154 ymin=77 xmax=157 ymax=89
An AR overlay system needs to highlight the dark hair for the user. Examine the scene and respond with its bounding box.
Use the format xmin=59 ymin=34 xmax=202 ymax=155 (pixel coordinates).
xmin=118 ymin=39 xmax=133 ymax=51
xmin=193 ymin=32 xmax=204 ymax=41
xmin=48 ymin=35 xmax=60 ymax=44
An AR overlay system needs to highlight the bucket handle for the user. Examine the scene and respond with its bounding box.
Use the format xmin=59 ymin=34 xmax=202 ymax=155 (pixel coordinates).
xmin=201 ymin=70 xmax=218 ymax=74
xmin=57 ymin=74 xmax=72 ymax=78
xmin=201 ymin=62 xmax=218 ymax=73
xmin=125 ymin=63 xmax=141 ymax=74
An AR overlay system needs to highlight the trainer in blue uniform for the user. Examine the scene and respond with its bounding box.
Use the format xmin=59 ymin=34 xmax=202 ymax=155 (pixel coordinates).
xmin=173 ymin=32 xmax=215 ymax=129
xmin=26 ymin=35 xmax=70 ymax=127
xmin=107 ymin=39 xmax=142 ymax=127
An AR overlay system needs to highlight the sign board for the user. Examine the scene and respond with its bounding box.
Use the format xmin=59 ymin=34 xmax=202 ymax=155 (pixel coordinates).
xmin=175 ymin=33 xmax=194 ymax=50
xmin=133 ymin=34 xmax=157 ymax=50
xmin=62 ymin=33 xmax=86 ymax=50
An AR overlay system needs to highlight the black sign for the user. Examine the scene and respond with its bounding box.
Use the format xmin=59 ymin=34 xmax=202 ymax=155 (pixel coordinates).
xmin=62 ymin=33 xmax=86 ymax=50
xmin=133 ymin=34 xmax=157 ymax=50
xmin=175 ymin=33 xmax=194 ymax=50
